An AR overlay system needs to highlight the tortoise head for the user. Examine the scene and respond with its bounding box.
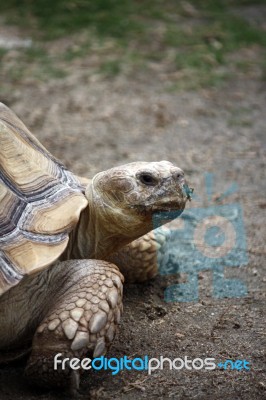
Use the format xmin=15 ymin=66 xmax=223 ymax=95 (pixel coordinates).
xmin=83 ymin=161 xmax=191 ymax=258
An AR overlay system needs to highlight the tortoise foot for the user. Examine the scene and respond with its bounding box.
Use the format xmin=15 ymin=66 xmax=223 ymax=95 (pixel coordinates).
xmin=24 ymin=260 xmax=124 ymax=389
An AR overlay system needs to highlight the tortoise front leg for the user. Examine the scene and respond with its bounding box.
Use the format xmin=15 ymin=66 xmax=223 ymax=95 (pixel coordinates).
xmin=109 ymin=227 xmax=172 ymax=283
xmin=25 ymin=260 xmax=123 ymax=392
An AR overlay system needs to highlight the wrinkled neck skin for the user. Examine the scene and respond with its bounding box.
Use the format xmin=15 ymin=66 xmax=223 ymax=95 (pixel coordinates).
xmin=69 ymin=184 xmax=152 ymax=261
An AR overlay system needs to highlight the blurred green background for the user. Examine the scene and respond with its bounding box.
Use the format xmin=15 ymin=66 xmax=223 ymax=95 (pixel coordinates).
xmin=0 ymin=0 xmax=265 ymax=91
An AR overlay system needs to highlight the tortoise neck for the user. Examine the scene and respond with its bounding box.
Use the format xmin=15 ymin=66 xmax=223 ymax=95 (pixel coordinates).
xmin=71 ymin=205 xmax=134 ymax=260
xmin=69 ymin=191 xmax=151 ymax=261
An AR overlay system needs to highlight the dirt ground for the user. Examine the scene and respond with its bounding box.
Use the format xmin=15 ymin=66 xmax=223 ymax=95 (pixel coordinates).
xmin=0 ymin=7 xmax=266 ymax=400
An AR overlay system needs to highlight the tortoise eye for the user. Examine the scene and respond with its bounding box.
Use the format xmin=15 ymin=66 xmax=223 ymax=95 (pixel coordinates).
xmin=138 ymin=172 xmax=158 ymax=186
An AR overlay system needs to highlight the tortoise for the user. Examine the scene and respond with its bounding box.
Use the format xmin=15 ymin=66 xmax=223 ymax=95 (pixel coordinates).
xmin=0 ymin=102 xmax=191 ymax=391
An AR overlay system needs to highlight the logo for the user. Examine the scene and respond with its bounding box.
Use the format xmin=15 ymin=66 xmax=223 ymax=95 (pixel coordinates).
xmin=153 ymin=173 xmax=248 ymax=302
xmin=53 ymin=354 xmax=250 ymax=374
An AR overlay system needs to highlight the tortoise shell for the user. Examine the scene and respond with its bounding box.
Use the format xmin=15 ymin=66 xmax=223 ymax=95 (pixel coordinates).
xmin=0 ymin=103 xmax=88 ymax=296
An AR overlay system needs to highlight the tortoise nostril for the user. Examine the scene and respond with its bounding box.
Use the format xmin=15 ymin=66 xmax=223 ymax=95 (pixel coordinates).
xmin=174 ymin=170 xmax=185 ymax=181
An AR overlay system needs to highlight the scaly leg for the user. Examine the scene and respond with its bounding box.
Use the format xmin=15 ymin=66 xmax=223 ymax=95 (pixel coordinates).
xmin=109 ymin=227 xmax=172 ymax=283
xmin=25 ymin=259 xmax=123 ymax=391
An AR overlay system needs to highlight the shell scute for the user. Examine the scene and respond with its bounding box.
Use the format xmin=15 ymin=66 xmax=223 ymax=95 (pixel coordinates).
xmin=0 ymin=103 xmax=88 ymax=296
